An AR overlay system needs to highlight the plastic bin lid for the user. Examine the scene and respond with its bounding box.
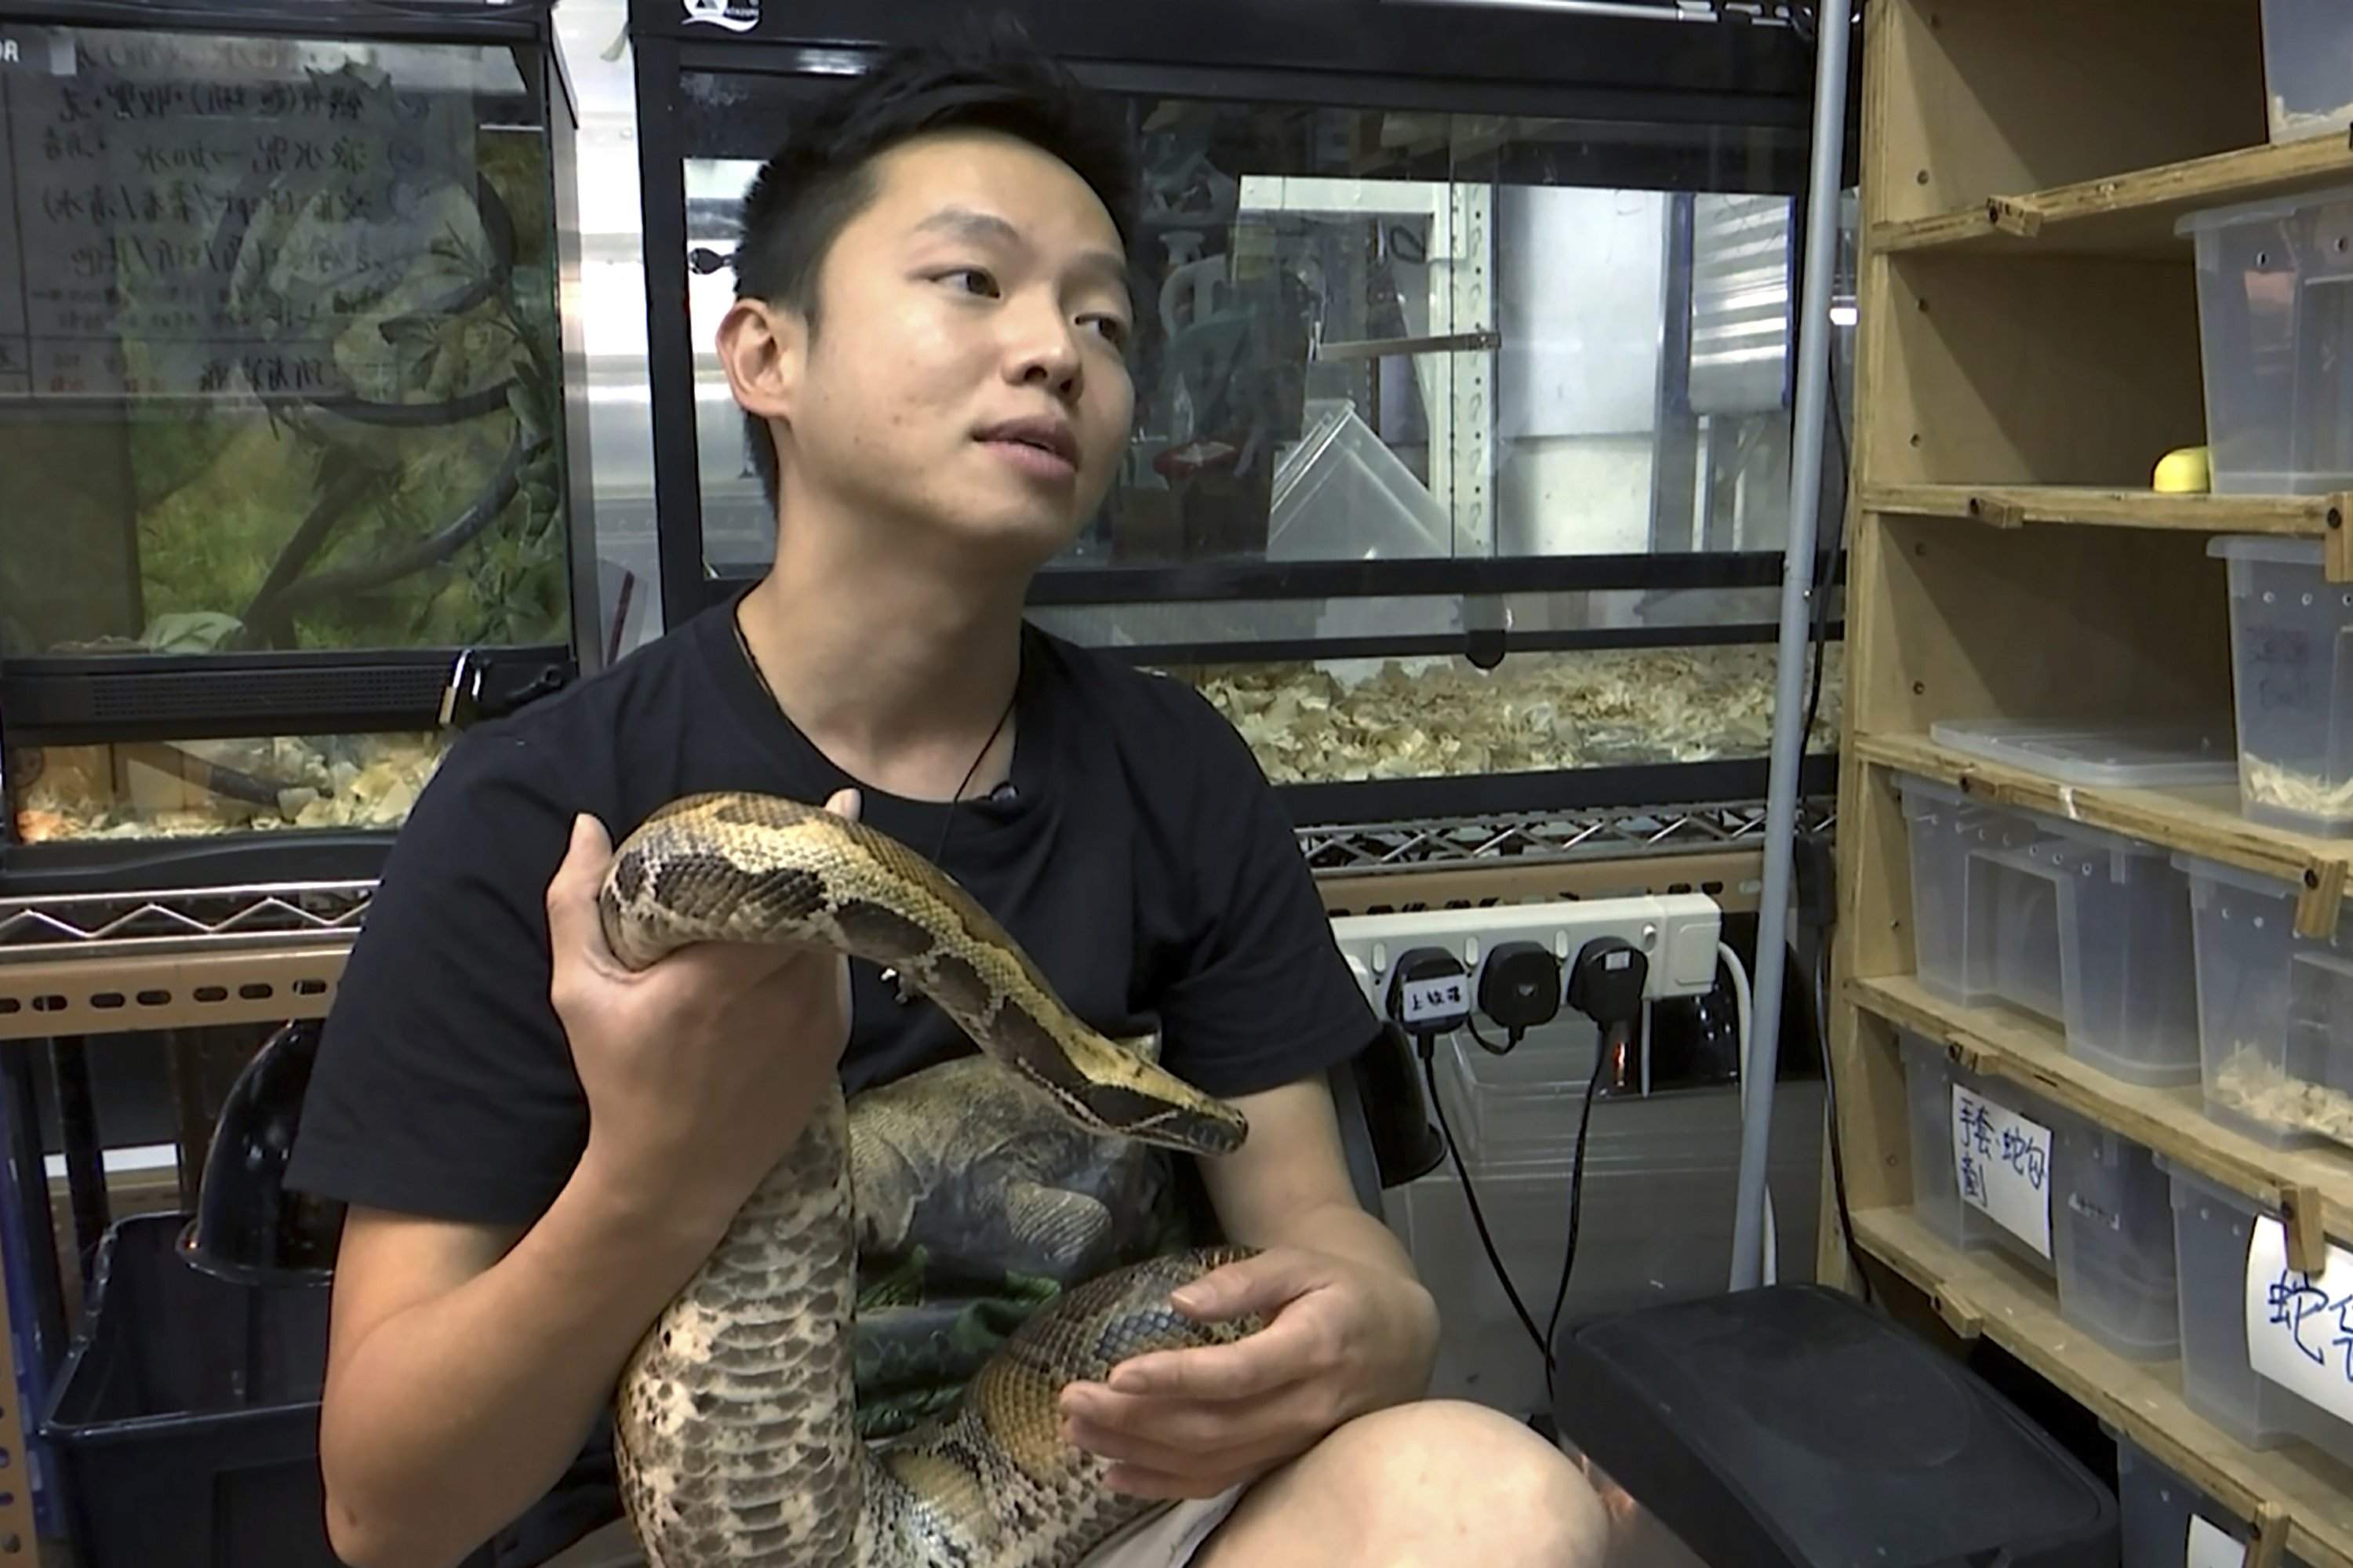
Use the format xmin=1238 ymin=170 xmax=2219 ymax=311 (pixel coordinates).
xmin=2168 ymin=848 xmax=2297 ymax=903
xmin=1893 ymin=770 xmax=1968 ymax=806
xmin=2174 ymin=180 xmax=2353 ymax=237
xmin=2208 ymin=534 xmax=2325 ymax=566
xmin=1929 ymin=718 xmax=2238 ymax=789
xmin=1551 ymin=1285 xmax=2117 ymax=1568
xmin=1268 ymin=399 xmax=1448 ymax=561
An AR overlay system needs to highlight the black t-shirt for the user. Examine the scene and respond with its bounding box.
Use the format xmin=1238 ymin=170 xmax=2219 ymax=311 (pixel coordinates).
xmin=285 ymin=587 xmax=1379 ymax=1559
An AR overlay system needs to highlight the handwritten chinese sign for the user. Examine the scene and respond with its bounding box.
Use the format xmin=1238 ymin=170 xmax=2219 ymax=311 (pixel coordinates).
xmin=0 ymin=27 xmax=480 ymax=399
xmin=1951 ymin=1085 xmax=2053 ymax=1258
xmin=2244 ymin=1215 xmax=2353 ymax=1425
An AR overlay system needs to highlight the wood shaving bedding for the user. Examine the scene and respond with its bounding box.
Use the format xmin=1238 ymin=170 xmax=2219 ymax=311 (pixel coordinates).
xmin=2240 ymin=754 xmax=2353 ymax=824
xmin=1177 ymin=645 xmax=1844 ymax=785
xmin=2211 ymin=1043 xmax=2353 ymax=1146
xmin=14 ymin=733 xmax=452 ymax=842
xmin=11 ymin=646 xmax=1846 ymax=839
xmin=2272 ymin=94 xmax=2353 ymax=139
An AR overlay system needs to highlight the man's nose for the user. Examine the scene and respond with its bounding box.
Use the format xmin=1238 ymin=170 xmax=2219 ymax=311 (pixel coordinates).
xmin=1003 ymin=293 xmax=1083 ymax=393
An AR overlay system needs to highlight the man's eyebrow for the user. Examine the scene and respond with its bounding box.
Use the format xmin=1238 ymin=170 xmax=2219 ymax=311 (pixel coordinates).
xmin=915 ymin=205 xmax=1024 ymax=247
xmin=914 ymin=205 xmax=1133 ymax=297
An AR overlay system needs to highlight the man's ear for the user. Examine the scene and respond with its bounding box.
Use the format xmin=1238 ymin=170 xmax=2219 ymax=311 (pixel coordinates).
xmin=715 ymin=296 xmax=803 ymax=429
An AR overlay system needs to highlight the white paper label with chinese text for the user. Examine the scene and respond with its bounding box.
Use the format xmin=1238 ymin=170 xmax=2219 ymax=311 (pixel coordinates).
xmin=1398 ymin=973 xmax=1470 ymax=1026
xmin=1951 ymin=1086 xmax=2052 ymax=1258
xmin=2243 ymin=1214 xmax=2353 ymax=1426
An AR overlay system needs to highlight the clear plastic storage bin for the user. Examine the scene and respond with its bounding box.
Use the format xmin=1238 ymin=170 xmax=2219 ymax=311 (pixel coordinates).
xmin=1900 ymin=1028 xmax=2057 ymax=1280
xmin=1930 ymin=719 xmax=2238 ymax=791
xmin=2207 ymin=537 xmax=2353 ymax=836
xmin=2177 ymin=190 xmax=2353 ymax=497
xmin=2261 ymin=0 xmax=2353 ymax=144
xmin=1897 ymin=773 xmax=2050 ymax=1006
xmin=2177 ymin=851 xmax=2353 ymax=1150
xmin=2113 ymin=1430 xmax=2314 ymax=1568
xmin=1436 ymin=1022 xmax=1594 ymax=1173
xmin=2163 ymin=1158 xmax=2353 ymax=1469
xmin=1973 ymin=820 xmax=2204 ymax=1087
xmin=1383 ymin=1086 xmax=1816 ymax=1418
xmin=1897 ymin=753 xmax=2204 ymax=1086
xmin=2052 ymin=1120 xmax=2179 ymax=1360
xmin=1267 ymin=399 xmax=1449 ymax=561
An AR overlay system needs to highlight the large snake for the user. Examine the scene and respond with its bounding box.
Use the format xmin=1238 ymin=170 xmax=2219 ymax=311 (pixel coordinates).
xmin=596 ymin=792 xmax=1263 ymax=1568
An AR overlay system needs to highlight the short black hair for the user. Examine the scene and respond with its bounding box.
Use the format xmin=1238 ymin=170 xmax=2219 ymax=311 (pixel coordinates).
xmin=729 ymin=20 xmax=1143 ymax=511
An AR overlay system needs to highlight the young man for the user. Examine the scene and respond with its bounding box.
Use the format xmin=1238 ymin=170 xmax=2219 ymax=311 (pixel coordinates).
xmin=286 ymin=31 xmax=1608 ymax=1568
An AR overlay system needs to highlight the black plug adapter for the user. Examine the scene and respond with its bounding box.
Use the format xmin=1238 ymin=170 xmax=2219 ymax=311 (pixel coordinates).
xmin=1478 ymin=940 xmax=1562 ymax=1042
xmin=1566 ymin=935 xmax=1649 ymax=1037
xmin=1384 ymin=945 xmax=1472 ymax=1053
xmin=1543 ymin=935 xmax=1657 ymax=1359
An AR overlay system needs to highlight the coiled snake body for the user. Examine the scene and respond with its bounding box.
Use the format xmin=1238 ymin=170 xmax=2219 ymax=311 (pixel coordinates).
xmin=597 ymin=793 xmax=1261 ymax=1568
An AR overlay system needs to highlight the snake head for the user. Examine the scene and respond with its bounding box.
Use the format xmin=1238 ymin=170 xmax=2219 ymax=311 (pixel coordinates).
xmin=1163 ymin=1100 xmax=1249 ymax=1157
xmin=1036 ymin=1029 xmax=1249 ymax=1156
xmin=1055 ymin=1079 xmax=1248 ymax=1158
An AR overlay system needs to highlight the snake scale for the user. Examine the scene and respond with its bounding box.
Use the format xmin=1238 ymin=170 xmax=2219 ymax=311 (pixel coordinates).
xmin=596 ymin=791 xmax=1264 ymax=1568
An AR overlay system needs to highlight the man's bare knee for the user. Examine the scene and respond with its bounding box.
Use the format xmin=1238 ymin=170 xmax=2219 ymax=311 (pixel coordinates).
xmin=1197 ymin=1399 xmax=1609 ymax=1568
xmin=1383 ymin=1400 xmax=1609 ymax=1567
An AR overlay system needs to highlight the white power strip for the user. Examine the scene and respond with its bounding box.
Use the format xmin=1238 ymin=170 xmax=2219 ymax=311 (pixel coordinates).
xmin=1327 ymin=893 xmax=1724 ymax=1017
xmin=1331 ymin=891 xmax=1769 ymax=1417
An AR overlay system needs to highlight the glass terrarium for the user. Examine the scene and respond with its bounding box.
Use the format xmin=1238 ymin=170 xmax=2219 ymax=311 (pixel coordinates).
xmin=1026 ymin=583 xmax=1846 ymax=810
xmin=10 ymin=730 xmax=453 ymax=846
xmin=0 ymin=1 xmax=593 ymax=876
xmin=631 ymin=0 xmax=1842 ymax=819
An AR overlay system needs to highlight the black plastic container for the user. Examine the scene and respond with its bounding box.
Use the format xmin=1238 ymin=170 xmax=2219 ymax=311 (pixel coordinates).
xmin=36 ymin=1213 xmax=340 ymax=1568
xmin=1552 ymin=1284 xmax=2120 ymax=1568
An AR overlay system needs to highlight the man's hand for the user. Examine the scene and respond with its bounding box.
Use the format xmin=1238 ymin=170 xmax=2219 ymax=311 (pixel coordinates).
xmin=546 ymin=788 xmax=860 ymax=1235
xmin=1056 ymin=1246 xmax=1436 ymax=1501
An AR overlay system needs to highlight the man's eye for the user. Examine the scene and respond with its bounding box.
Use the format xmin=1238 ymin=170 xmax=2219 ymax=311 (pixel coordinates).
xmin=944 ymin=267 xmax=998 ymax=296
xmin=1088 ymin=315 xmax=1130 ymax=347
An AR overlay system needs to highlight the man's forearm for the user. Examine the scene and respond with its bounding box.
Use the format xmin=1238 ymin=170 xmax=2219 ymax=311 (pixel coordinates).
xmin=1252 ymin=1198 xmax=1442 ymax=1402
xmin=1255 ymin=1196 xmax=1419 ymax=1282
xmin=319 ymin=1159 xmax=732 ymax=1568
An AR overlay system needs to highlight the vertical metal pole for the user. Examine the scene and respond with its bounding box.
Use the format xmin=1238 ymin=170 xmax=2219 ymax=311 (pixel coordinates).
xmin=1730 ymin=3 xmax=1853 ymax=1293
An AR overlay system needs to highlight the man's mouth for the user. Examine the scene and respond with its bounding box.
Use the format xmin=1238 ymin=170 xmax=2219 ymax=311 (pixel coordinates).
xmin=977 ymin=417 xmax=1079 ymax=470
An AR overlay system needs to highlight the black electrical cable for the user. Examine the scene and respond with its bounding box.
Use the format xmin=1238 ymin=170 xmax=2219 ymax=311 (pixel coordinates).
xmin=1541 ymin=1014 xmax=1622 ymax=1407
xmin=1802 ymin=338 xmax=1853 ymax=751
xmin=1801 ymin=220 xmax=1866 ymax=1301
xmin=1816 ymin=940 xmax=1875 ymax=1303
xmin=1464 ymin=1012 xmax=1521 ymax=1057
xmin=1420 ymin=1045 xmax=1554 ymax=1370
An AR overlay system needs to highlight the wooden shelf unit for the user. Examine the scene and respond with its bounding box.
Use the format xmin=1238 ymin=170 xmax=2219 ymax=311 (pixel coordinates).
xmin=1863 ymin=484 xmax=2349 ymax=552
xmin=1874 ymin=134 xmax=2353 ymax=259
xmin=1832 ymin=0 xmax=2353 ymax=1557
xmin=1849 ymin=972 xmax=2353 ymax=1253
xmin=1856 ymin=1208 xmax=2353 ymax=1568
